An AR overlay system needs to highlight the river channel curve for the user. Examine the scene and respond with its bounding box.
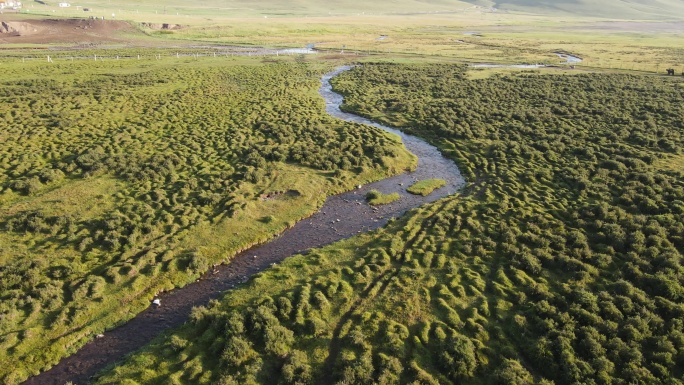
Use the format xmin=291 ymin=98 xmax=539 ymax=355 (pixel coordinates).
xmin=23 ymin=66 xmax=465 ymax=385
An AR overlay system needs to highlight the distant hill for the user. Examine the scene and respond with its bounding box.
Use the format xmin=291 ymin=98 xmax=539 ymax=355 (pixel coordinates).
xmin=462 ymin=0 xmax=684 ymax=19
xmin=14 ymin=0 xmax=475 ymax=18
xmin=11 ymin=0 xmax=684 ymax=20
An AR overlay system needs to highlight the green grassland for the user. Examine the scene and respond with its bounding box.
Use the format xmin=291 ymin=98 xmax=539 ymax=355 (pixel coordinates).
xmin=127 ymin=19 xmax=683 ymax=72
xmin=0 ymin=56 xmax=415 ymax=384
xmin=407 ymin=179 xmax=447 ymax=196
xmin=366 ymin=189 xmax=402 ymax=205
xmin=4 ymin=0 xmax=682 ymax=73
xmin=96 ymin=63 xmax=684 ymax=384
xmin=2 ymin=1 xmax=684 ymax=384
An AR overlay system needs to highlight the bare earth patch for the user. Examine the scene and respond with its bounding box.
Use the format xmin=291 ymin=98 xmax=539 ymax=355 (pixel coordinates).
xmin=0 ymin=18 xmax=137 ymax=44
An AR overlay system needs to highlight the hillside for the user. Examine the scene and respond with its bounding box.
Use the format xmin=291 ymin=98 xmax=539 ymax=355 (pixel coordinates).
xmin=12 ymin=0 xmax=684 ymax=19
xmin=463 ymin=0 xmax=684 ymax=19
xmin=11 ymin=0 xmax=474 ymax=18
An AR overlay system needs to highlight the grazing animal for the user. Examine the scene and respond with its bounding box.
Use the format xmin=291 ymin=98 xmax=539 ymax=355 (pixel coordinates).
xmin=666 ymin=68 xmax=675 ymax=75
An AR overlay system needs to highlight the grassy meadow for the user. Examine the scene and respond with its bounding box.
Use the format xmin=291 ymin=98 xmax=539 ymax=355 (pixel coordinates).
xmin=365 ymin=189 xmax=402 ymax=206
xmin=3 ymin=0 xmax=683 ymax=72
xmin=407 ymin=179 xmax=447 ymax=196
xmin=95 ymin=62 xmax=684 ymax=385
xmin=0 ymin=55 xmax=415 ymax=384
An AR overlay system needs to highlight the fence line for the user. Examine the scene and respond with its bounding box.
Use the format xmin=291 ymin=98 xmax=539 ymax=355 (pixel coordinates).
xmin=5 ymin=48 xmax=327 ymax=64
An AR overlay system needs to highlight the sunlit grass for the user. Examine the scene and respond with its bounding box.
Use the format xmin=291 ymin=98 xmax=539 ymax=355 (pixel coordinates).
xmin=365 ymin=189 xmax=401 ymax=205
xmin=654 ymin=154 xmax=684 ymax=173
xmin=406 ymin=178 xmax=446 ymax=196
xmin=0 ymin=55 xmax=416 ymax=384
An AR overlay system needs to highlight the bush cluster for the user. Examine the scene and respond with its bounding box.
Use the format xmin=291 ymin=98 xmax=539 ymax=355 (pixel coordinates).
xmin=97 ymin=64 xmax=684 ymax=384
xmin=0 ymin=60 xmax=407 ymax=384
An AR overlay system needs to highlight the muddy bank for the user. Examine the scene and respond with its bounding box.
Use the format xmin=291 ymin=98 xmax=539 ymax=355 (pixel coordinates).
xmin=0 ymin=18 xmax=136 ymax=44
xmin=23 ymin=67 xmax=465 ymax=385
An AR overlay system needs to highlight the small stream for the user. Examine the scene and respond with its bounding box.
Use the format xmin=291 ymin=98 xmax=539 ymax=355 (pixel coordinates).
xmin=23 ymin=66 xmax=465 ymax=385
xmin=555 ymin=52 xmax=583 ymax=64
xmin=470 ymin=52 xmax=583 ymax=68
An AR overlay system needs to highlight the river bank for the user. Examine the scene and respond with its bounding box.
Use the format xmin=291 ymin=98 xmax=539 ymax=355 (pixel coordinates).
xmin=22 ymin=66 xmax=465 ymax=385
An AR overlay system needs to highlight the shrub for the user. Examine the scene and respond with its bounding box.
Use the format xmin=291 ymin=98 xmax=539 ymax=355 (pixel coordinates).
xmin=437 ymin=334 xmax=478 ymax=380
xmin=221 ymin=336 xmax=257 ymax=367
xmin=495 ymin=359 xmax=534 ymax=385
xmin=280 ymin=350 xmax=312 ymax=384
xmin=263 ymin=324 xmax=294 ymax=356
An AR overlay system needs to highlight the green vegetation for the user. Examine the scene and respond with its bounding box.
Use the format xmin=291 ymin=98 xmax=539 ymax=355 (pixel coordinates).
xmin=0 ymin=57 xmax=415 ymax=384
xmin=5 ymin=0 xmax=683 ymax=72
xmin=97 ymin=63 xmax=684 ymax=384
xmin=366 ymin=189 xmax=401 ymax=205
xmin=4 ymin=2 xmax=684 ymax=382
xmin=406 ymin=179 xmax=446 ymax=196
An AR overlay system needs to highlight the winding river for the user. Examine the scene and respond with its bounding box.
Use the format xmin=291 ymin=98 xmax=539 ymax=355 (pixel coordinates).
xmin=23 ymin=66 xmax=465 ymax=385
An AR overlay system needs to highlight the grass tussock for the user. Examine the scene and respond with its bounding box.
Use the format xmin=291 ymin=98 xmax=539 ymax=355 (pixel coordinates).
xmin=406 ymin=178 xmax=446 ymax=196
xmin=365 ymin=189 xmax=401 ymax=205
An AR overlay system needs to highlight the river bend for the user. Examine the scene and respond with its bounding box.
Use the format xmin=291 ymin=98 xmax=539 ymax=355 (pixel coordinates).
xmin=23 ymin=66 xmax=465 ymax=385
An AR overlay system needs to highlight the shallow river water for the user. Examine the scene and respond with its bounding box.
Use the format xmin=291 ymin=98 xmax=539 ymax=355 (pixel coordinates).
xmin=23 ymin=66 xmax=465 ymax=385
